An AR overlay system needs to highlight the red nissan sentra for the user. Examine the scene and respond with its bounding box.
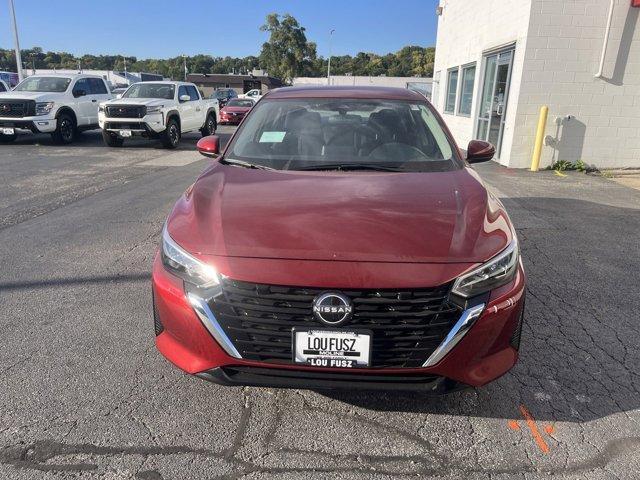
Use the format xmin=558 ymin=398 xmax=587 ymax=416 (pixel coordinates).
xmin=152 ymin=86 xmax=525 ymax=392
xmin=219 ymin=98 xmax=255 ymax=125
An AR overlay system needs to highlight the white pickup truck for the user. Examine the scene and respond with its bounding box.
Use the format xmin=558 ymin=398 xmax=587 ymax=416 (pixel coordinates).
xmin=99 ymin=81 xmax=219 ymax=148
xmin=0 ymin=74 xmax=112 ymax=144
xmin=238 ymin=88 xmax=263 ymax=101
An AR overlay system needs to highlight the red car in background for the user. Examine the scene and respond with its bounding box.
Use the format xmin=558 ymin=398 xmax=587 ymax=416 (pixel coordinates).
xmin=219 ymin=98 xmax=255 ymax=125
xmin=152 ymin=86 xmax=525 ymax=392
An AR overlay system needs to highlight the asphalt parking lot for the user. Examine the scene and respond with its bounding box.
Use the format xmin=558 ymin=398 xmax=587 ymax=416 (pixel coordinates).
xmin=1 ymin=128 xmax=639 ymax=480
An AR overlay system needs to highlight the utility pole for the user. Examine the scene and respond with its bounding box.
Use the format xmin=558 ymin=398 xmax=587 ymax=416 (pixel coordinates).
xmin=327 ymin=29 xmax=335 ymax=85
xmin=182 ymin=54 xmax=187 ymax=81
xmin=123 ymin=56 xmax=128 ymax=84
xmin=8 ymin=0 xmax=24 ymax=81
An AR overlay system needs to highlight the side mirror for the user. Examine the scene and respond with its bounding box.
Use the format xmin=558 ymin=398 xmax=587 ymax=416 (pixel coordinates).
xmin=197 ymin=135 xmax=220 ymax=158
xmin=73 ymin=89 xmax=86 ymax=98
xmin=466 ymin=140 xmax=495 ymax=163
xmin=179 ymin=94 xmax=191 ymax=102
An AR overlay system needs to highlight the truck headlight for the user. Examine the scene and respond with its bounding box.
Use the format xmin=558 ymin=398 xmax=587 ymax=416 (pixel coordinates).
xmin=35 ymin=102 xmax=55 ymax=116
xmin=146 ymin=105 xmax=163 ymax=114
xmin=161 ymin=225 xmax=219 ymax=288
xmin=451 ymin=238 xmax=519 ymax=298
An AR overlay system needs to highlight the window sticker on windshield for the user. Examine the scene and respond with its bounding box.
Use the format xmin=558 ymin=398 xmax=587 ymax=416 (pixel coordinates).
xmin=410 ymin=104 xmax=420 ymax=110
xmin=259 ymin=131 xmax=286 ymax=143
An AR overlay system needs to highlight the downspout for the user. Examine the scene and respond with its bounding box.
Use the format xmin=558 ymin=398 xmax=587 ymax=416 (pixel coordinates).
xmin=595 ymin=0 xmax=616 ymax=78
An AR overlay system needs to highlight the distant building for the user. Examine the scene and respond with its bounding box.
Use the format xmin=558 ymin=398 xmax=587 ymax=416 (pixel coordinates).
xmin=24 ymin=69 xmax=165 ymax=89
xmin=187 ymin=73 xmax=284 ymax=98
xmin=294 ymin=76 xmax=433 ymax=99
xmin=432 ymin=0 xmax=640 ymax=169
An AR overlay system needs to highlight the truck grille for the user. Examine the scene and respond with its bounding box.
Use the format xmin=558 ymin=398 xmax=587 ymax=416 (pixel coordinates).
xmin=106 ymin=105 xmax=146 ymax=118
xmin=0 ymin=100 xmax=35 ymax=118
xmin=207 ymin=279 xmax=462 ymax=368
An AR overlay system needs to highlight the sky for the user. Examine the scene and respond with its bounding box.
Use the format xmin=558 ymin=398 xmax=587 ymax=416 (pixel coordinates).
xmin=0 ymin=0 xmax=440 ymax=59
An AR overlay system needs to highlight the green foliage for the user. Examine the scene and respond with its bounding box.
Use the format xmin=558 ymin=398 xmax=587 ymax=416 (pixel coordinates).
xmin=0 ymin=13 xmax=435 ymax=81
xmin=548 ymin=159 xmax=589 ymax=173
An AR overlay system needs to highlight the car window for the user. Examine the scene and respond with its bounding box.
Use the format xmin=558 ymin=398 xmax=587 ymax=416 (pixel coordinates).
xmin=0 ymin=82 xmax=6 ymax=92
xmin=178 ymin=86 xmax=189 ymax=101
xmin=88 ymin=78 xmax=108 ymax=94
xmin=227 ymin=98 xmax=459 ymax=172
xmin=187 ymin=85 xmax=200 ymax=101
xmin=227 ymin=99 xmax=254 ymax=108
xmin=14 ymin=77 xmax=71 ymax=92
xmin=73 ymin=78 xmax=91 ymax=95
xmin=122 ymin=83 xmax=175 ymax=100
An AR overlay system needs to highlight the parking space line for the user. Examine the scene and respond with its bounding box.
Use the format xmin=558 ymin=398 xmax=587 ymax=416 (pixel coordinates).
xmin=137 ymin=152 xmax=203 ymax=167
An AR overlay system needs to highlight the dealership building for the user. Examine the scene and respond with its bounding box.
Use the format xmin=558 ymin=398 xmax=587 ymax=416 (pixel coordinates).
xmin=432 ymin=0 xmax=640 ymax=169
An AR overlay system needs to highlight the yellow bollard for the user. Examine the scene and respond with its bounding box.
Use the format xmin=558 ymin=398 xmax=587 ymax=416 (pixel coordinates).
xmin=530 ymin=106 xmax=549 ymax=172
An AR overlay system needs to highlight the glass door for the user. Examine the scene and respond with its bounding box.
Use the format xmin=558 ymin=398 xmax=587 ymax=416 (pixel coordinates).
xmin=476 ymin=48 xmax=514 ymax=158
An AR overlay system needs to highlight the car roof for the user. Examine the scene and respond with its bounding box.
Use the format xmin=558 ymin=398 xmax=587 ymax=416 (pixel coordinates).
xmin=26 ymin=73 xmax=104 ymax=80
xmin=266 ymin=85 xmax=426 ymax=101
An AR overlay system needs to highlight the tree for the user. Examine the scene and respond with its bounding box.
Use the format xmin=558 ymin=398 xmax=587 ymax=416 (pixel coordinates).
xmin=259 ymin=13 xmax=317 ymax=82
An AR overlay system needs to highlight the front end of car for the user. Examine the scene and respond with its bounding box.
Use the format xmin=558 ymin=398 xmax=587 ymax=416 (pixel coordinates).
xmin=99 ymin=102 xmax=166 ymax=138
xmin=0 ymin=98 xmax=59 ymax=136
xmin=152 ymin=221 xmax=525 ymax=392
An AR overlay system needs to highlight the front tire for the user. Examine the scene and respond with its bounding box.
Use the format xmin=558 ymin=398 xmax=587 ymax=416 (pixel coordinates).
xmin=201 ymin=113 xmax=217 ymax=137
xmin=51 ymin=113 xmax=76 ymax=144
xmin=102 ymin=130 xmax=124 ymax=147
xmin=0 ymin=132 xmax=17 ymax=143
xmin=161 ymin=118 xmax=180 ymax=149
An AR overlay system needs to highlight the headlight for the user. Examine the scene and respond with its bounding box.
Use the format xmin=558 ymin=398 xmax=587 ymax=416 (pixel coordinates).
xmin=451 ymin=237 xmax=519 ymax=298
xmin=146 ymin=105 xmax=163 ymax=114
xmin=35 ymin=102 xmax=54 ymax=116
xmin=161 ymin=225 xmax=219 ymax=288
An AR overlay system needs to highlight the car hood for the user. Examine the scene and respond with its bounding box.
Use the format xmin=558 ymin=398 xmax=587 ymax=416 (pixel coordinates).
xmin=221 ymin=106 xmax=250 ymax=113
xmin=0 ymin=91 xmax=66 ymax=102
xmin=167 ymin=165 xmax=514 ymax=264
xmin=103 ymin=98 xmax=166 ymax=107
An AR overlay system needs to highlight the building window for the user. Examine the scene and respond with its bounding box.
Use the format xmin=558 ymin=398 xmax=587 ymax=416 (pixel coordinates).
xmin=444 ymin=68 xmax=458 ymax=113
xmin=457 ymin=64 xmax=476 ymax=116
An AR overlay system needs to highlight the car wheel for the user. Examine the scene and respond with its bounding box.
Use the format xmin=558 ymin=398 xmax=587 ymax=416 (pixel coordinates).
xmin=201 ymin=114 xmax=217 ymax=137
xmin=0 ymin=132 xmax=17 ymax=143
xmin=161 ymin=119 xmax=180 ymax=149
xmin=102 ymin=130 xmax=124 ymax=147
xmin=51 ymin=113 xmax=76 ymax=144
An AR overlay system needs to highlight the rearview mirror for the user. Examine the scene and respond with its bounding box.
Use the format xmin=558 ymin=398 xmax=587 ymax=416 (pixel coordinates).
xmin=179 ymin=94 xmax=190 ymax=102
xmin=466 ymin=140 xmax=495 ymax=163
xmin=197 ymin=135 xmax=220 ymax=158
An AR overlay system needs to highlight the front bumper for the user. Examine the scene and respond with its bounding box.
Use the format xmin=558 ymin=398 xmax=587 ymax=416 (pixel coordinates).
xmin=0 ymin=116 xmax=57 ymax=133
xmin=99 ymin=112 xmax=165 ymax=135
xmin=152 ymin=254 xmax=525 ymax=390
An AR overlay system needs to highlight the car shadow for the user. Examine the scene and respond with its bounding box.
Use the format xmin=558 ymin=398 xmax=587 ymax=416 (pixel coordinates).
xmin=317 ymin=196 xmax=640 ymax=424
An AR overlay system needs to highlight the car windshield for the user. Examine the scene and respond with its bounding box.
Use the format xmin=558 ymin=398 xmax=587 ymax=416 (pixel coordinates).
xmin=122 ymin=83 xmax=175 ymax=100
xmin=14 ymin=77 xmax=71 ymax=93
xmin=216 ymin=90 xmax=232 ymax=98
xmin=226 ymin=98 xmax=460 ymax=172
xmin=227 ymin=99 xmax=254 ymax=108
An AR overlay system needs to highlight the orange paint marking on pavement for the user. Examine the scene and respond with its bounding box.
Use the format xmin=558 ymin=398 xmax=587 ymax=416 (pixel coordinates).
xmin=519 ymin=405 xmax=550 ymax=453
xmin=508 ymin=420 xmax=520 ymax=430
xmin=544 ymin=424 xmax=555 ymax=435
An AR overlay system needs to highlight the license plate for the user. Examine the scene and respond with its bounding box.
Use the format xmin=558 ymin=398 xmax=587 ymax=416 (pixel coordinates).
xmin=292 ymin=328 xmax=371 ymax=368
xmin=119 ymin=129 xmax=132 ymax=137
xmin=1 ymin=128 xmax=15 ymax=135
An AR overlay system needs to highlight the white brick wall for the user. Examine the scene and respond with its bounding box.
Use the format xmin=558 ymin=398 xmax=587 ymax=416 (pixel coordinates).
xmin=432 ymin=0 xmax=533 ymax=163
xmin=512 ymin=0 xmax=640 ymax=169
xmin=433 ymin=0 xmax=640 ymax=169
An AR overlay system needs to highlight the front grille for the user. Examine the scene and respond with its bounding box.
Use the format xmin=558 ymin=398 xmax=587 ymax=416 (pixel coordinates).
xmin=510 ymin=299 xmax=525 ymax=350
xmin=208 ymin=279 xmax=462 ymax=368
xmin=0 ymin=100 xmax=35 ymax=118
xmin=106 ymin=105 xmax=146 ymax=118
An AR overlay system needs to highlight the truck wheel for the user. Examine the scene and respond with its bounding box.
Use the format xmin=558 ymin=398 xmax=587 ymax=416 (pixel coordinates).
xmin=0 ymin=132 xmax=17 ymax=143
xmin=201 ymin=113 xmax=216 ymax=137
xmin=51 ymin=113 xmax=76 ymax=144
xmin=161 ymin=118 xmax=180 ymax=149
xmin=102 ymin=130 xmax=124 ymax=147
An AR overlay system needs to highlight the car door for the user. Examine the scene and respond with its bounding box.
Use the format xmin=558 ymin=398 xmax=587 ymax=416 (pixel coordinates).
xmin=86 ymin=78 xmax=111 ymax=125
xmin=187 ymin=85 xmax=204 ymax=129
xmin=177 ymin=85 xmax=196 ymax=132
xmin=71 ymin=78 xmax=93 ymax=126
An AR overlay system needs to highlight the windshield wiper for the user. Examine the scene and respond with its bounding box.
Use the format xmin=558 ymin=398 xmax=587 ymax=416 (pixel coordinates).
xmin=297 ymin=163 xmax=403 ymax=172
xmin=220 ymin=158 xmax=275 ymax=170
